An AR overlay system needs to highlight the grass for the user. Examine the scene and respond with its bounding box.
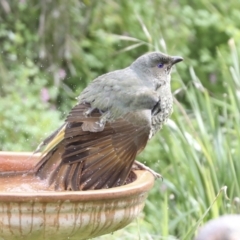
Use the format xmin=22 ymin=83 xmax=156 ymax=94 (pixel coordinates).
xmin=97 ymin=39 xmax=240 ymax=239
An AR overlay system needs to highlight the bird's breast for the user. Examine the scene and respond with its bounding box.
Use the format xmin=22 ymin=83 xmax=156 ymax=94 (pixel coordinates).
xmin=150 ymin=85 xmax=173 ymax=137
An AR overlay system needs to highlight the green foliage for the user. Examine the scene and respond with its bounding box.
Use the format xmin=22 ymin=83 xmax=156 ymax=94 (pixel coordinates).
xmin=0 ymin=59 xmax=61 ymax=151
xmin=1 ymin=0 xmax=240 ymax=239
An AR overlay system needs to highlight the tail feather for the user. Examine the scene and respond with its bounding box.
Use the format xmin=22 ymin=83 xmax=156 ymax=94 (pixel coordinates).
xmin=35 ymin=143 xmax=65 ymax=180
xmin=34 ymin=123 xmax=66 ymax=154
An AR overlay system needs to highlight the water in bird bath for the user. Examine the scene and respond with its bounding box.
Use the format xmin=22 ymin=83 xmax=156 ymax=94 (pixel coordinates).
xmin=0 ymin=173 xmax=52 ymax=192
xmin=0 ymin=152 xmax=52 ymax=192
xmin=0 ymin=152 xmax=137 ymax=192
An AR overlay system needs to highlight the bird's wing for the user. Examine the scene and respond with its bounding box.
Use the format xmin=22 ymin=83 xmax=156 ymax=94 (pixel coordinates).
xmin=36 ymin=103 xmax=151 ymax=191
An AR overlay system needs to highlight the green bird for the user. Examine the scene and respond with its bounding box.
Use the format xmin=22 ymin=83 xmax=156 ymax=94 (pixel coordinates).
xmin=34 ymin=52 xmax=183 ymax=191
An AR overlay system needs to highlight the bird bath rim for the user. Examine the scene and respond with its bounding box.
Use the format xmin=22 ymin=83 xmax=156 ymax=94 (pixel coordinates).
xmin=0 ymin=151 xmax=154 ymax=200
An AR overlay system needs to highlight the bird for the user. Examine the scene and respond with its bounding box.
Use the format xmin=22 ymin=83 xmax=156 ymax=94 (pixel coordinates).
xmin=32 ymin=51 xmax=183 ymax=191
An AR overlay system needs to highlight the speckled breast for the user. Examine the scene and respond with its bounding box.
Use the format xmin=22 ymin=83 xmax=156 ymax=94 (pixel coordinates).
xmin=150 ymin=84 xmax=173 ymax=137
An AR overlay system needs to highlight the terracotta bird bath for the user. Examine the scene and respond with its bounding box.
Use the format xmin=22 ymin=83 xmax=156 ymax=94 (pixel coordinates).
xmin=0 ymin=151 xmax=154 ymax=240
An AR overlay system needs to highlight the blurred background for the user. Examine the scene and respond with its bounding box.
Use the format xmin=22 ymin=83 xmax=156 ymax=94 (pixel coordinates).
xmin=0 ymin=0 xmax=240 ymax=239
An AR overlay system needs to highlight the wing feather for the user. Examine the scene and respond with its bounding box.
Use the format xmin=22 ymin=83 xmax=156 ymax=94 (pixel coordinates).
xmin=35 ymin=103 xmax=151 ymax=190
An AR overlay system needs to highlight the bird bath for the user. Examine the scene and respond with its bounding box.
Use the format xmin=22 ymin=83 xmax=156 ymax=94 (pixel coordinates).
xmin=0 ymin=151 xmax=154 ymax=240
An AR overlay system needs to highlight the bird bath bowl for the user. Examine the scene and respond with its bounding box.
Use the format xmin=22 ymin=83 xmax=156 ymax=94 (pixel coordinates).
xmin=0 ymin=152 xmax=154 ymax=240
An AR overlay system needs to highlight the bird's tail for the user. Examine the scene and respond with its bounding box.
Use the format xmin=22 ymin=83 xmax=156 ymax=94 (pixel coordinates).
xmin=34 ymin=123 xmax=66 ymax=155
xmin=33 ymin=123 xmax=67 ymax=188
xmin=0 ymin=124 xmax=67 ymax=190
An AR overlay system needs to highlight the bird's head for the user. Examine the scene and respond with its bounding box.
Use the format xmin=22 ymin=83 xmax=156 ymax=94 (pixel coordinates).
xmin=131 ymin=52 xmax=183 ymax=88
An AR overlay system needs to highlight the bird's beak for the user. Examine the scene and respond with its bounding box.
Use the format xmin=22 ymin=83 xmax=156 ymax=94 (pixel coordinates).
xmin=171 ymin=56 xmax=183 ymax=65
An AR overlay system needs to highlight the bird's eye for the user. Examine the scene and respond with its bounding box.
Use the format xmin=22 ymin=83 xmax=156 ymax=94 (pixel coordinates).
xmin=157 ymin=63 xmax=164 ymax=68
